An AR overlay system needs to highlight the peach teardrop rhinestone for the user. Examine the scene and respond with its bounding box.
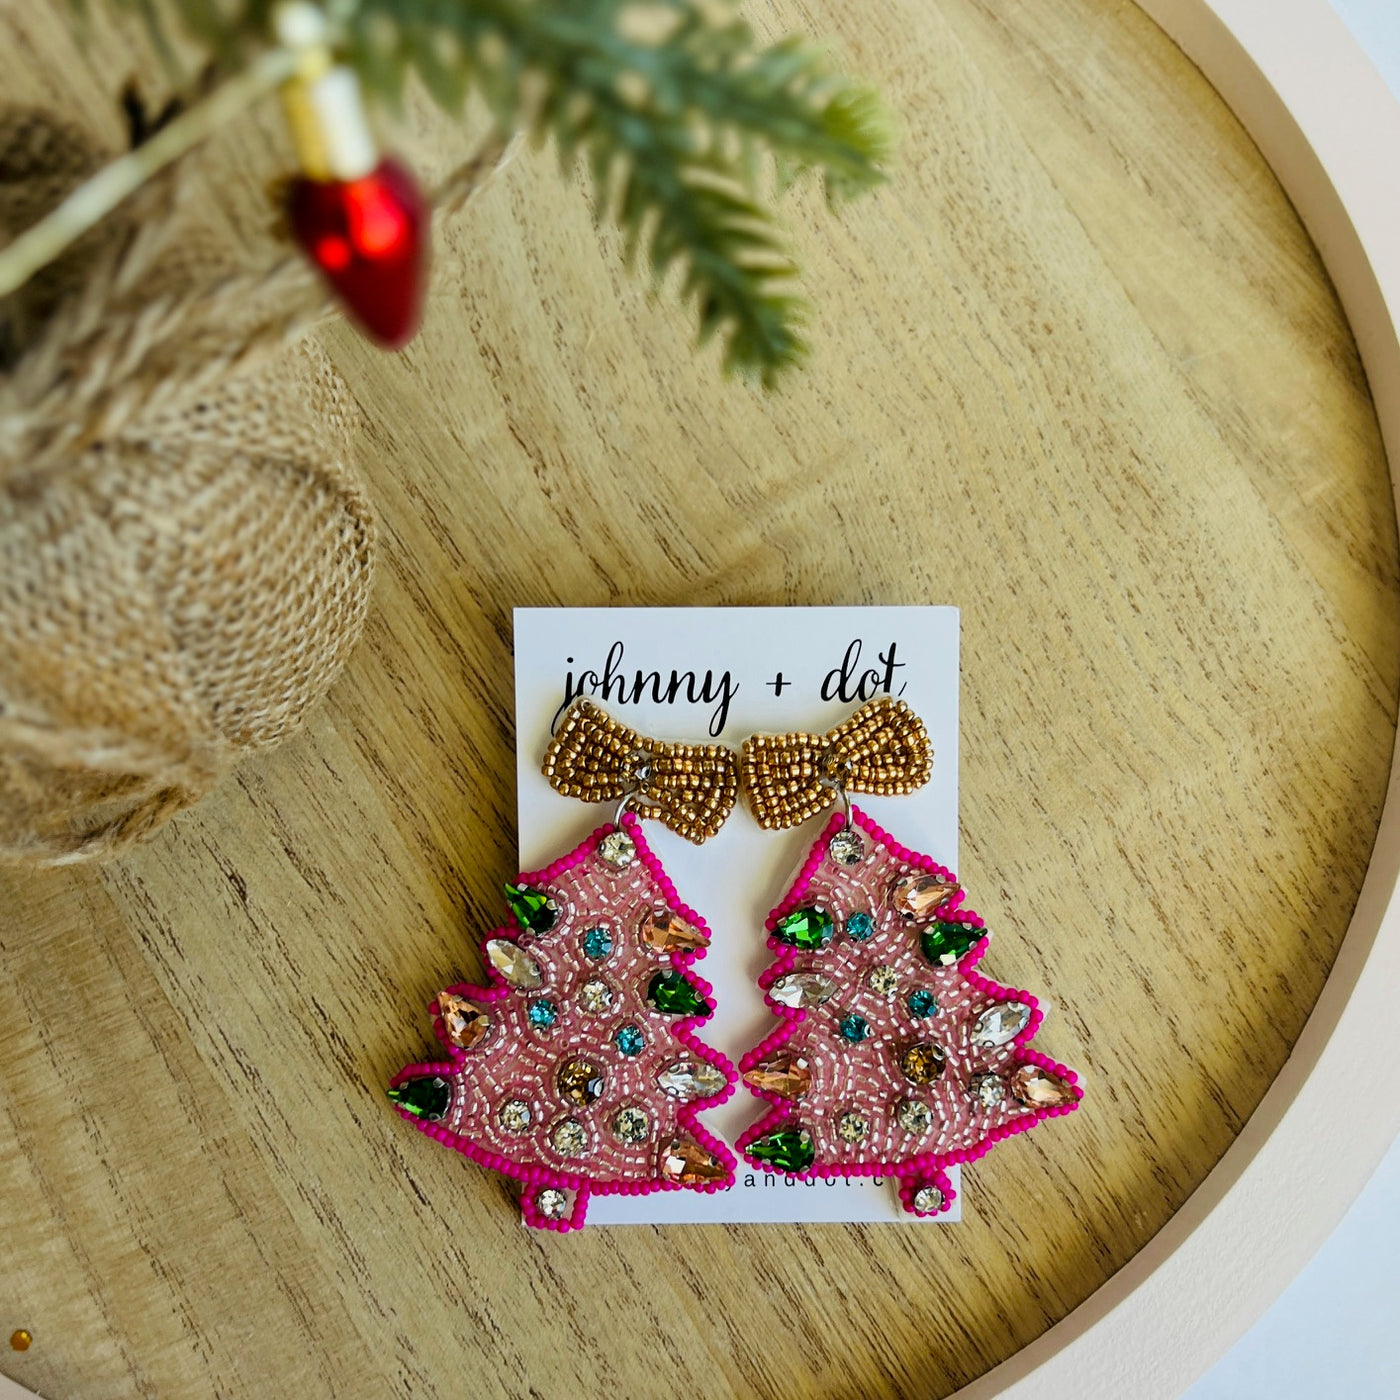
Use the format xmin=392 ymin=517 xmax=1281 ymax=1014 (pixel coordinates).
xmin=1010 ymin=1064 xmax=1077 ymax=1108
xmin=437 ymin=992 xmax=492 ymax=1050
xmin=660 ymin=1135 xmax=729 ymax=1185
xmin=742 ymin=1051 xmax=813 ymax=1099
xmin=888 ymin=873 xmax=960 ymax=921
xmin=640 ymin=907 xmax=710 ymax=953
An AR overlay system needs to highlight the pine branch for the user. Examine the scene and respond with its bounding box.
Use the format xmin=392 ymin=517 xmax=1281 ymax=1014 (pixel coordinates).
xmin=91 ymin=0 xmax=895 ymax=382
xmin=350 ymin=0 xmax=889 ymax=382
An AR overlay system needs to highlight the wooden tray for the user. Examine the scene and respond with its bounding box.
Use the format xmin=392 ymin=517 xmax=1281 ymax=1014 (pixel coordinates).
xmin=2 ymin=1 xmax=1395 ymax=1397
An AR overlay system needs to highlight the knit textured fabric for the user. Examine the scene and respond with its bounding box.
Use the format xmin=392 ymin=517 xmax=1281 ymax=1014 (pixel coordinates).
xmin=0 ymin=108 xmax=375 ymax=864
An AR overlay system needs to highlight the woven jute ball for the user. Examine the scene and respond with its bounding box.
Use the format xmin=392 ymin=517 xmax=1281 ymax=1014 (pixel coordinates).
xmin=0 ymin=108 xmax=375 ymax=865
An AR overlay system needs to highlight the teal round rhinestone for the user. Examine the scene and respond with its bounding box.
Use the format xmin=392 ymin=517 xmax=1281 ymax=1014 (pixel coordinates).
xmin=614 ymin=1023 xmax=646 ymax=1056
xmin=845 ymin=911 xmax=875 ymax=942
xmin=837 ymin=1013 xmax=871 ymax=1043
xmin=907 ymin=989 xmax=938 ymax=1019
xmin=527 ymin=998 xmax=558 ymax=1028
xmin=582 ymin=926 xmax=614 ymax=960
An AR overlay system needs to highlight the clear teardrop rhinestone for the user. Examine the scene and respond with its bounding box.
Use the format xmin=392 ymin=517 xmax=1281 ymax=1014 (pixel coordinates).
xmin=656 ymin=1059 xmax=727 ymax=1100
xmin=768 ymin=971 xmax=838 ymax=1008
xmin=969 ymin=1001 xmax=1032 ymax=1048
xmin=486 ymin=938 xmax=544 ymax=989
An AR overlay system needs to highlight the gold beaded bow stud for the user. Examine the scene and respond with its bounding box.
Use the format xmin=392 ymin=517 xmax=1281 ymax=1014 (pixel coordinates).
xmin=543 ymin=698 xmax=739 ymax=843
xmin=740 ymin=696 xmax=933 ymax=829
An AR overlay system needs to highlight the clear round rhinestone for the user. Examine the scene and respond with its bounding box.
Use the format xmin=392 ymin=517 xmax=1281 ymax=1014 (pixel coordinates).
xmin=578 ymin=979 xmax=615 ymax=1014
xmin=897 ymin=1099 xmax=932 ymax=1133
xmin=597 ymin=829 xmax=636 ymax=870
xmin=498 ymin=1098 xmax=533 ymax=1133
xmin=551 ymin=1118 xmax=590 ymax=1156
xmin=536 ymin=1188 xmax=569 ymax=1220
xmin=828 ymin=827 xmax=865 ymax=866
xmin=612 ymin=1106 xmax=651 ymax=1144
xmin=971 ymin=1073 xmax=1006 ymax=1109
xmin=836 ymin=1111 xmax=868 ymax=1143
xmin=912 ymin=1185 xmax=944 ymax=1214
xmin=867 ymin=965 xmax=900 ymax=996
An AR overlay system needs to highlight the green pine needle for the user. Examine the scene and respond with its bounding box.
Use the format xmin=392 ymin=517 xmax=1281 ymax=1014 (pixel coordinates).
xmin=104 ymin=0 xmax=894 ymax=383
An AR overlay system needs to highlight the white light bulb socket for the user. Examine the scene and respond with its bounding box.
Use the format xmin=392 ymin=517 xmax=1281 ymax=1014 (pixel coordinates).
xmin=282 ymin=64 xmax=379 ymax=182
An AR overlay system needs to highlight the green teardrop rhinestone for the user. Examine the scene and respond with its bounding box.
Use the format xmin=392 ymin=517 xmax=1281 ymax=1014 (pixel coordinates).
xmin=647 ymin=971 xmax=710 ymax=1018
xmin=387 ymin=1076 xmax=451 ymax=1121
xmin=746 ymin=1127 xmax=816 ymax=1173
xmin=920 ymin=921 xmax=981 ymax=967
xmin=504 ymin=882 xmax=557 ymax=934
xmin=773 ymin=905 xmax=834 ymax=951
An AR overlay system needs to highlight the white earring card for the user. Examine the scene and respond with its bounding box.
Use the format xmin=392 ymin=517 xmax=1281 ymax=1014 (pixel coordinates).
xmin=514 ymin=606 xmax=961 ymax=1224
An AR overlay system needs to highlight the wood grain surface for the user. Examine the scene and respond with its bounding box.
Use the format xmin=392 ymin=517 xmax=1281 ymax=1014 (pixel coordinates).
xmin=2 ymin=0 xmax=1397 ymax=1397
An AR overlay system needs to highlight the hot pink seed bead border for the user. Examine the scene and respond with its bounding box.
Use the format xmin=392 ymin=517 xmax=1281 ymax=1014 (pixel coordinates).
xmin=390 ymin=812 xmax=738 ymax=1232
xmin=735 ymin=805 xmax=1082 ymax=1214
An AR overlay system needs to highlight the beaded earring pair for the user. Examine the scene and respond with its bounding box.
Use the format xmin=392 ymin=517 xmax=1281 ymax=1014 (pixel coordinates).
xmin=388 ymin=696 xmax=1081 ymax=1232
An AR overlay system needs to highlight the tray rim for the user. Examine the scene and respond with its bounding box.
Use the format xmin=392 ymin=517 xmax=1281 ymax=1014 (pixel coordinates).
xmin=951 ymin=2 xmax=1400 ymax=1395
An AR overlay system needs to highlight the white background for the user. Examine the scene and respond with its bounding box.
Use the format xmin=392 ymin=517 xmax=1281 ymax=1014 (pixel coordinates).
xmin=1184 ymin=4 xmax=1400 ymax=1397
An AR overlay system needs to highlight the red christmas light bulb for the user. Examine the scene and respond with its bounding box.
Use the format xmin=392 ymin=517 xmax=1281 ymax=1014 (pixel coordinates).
xmin=274 ymin=2 xmax=429 ymax=350
xmin=288 ymin=159 xmax=427 ymax=349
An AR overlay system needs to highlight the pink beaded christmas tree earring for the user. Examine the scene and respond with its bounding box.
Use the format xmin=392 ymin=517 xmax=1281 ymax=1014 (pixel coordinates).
xmin=735 ymin=698 xmax=1082 ymax=1217
xmin=388 ymin=699 xmax=740 ymax=1232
